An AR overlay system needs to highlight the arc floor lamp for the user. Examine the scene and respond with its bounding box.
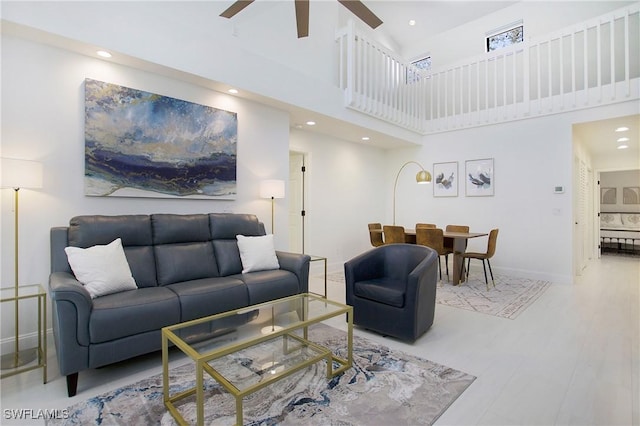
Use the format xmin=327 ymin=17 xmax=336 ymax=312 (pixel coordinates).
xmin=393 ymin=161 xmax=431 ymax=225
xmin=1 ymin=157 xmax=43 ymax=369
xmin=260 ymin=179 xmax=285 ymax=234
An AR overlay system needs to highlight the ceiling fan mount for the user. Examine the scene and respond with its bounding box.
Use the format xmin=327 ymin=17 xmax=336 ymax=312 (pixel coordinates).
xmin=220 ymin=0 xmax=383 ymax=38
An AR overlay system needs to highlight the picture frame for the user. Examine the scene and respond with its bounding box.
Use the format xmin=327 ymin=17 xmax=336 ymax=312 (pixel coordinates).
xmin=84 ymin=79 xmax=237 ymax=200
xmin=465 ymin=158 xmax=494 ymax=197
xmin=600 ymin=187 xmax=616 ymax=204
xmin=623 ymin=187 xmax=640 ymax=204
xmin=433 ymin=162 xmax=458 ymax=197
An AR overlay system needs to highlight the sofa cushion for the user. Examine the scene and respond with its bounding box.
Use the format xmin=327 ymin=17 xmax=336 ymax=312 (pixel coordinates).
xmin=65 ymin=238 xmax=138 ymax=299
xmin=89 ymin=287 xmax=180 ymax=343
xmin=209 ymin=213 xmax=263 ymax=239
xmin=354 ymin=278 xmax=406 ymax=308
xmin=239 ymin=270 xmax=301 ymax=305
xmin=68 ymin=215 xmax=152 ymax=247
xmin=166 ymin=277 xmax=249 ymax=322
xmin=152 ymin=214 xmax=211 ymax=244
xmin=68 ymin=215 xmax=157 ymax=287
xmin=155 ymin=242 xmax=219 ymax=286
xmin=237 ymin=234 xmax=280 ymax=273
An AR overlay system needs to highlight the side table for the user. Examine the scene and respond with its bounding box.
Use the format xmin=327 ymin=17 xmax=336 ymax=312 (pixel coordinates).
xmin=0 ymin=284 xmax=47 ymax=383
xmin=309 ymin=255 xmax=327 ymax=298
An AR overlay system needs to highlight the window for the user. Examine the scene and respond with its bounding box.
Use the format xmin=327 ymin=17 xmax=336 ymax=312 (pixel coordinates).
xmin=486 ymin=22 xmax=523 ymax=52
xmin=411 ymin=56 xmax=432 ymax=72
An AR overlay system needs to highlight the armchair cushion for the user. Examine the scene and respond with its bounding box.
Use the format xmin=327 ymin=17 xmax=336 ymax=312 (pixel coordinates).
xmin=354 ymin=277 xmax=405 ymax=308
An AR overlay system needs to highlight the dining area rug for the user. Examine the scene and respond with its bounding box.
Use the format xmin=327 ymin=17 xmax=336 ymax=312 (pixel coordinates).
xmin=326 ymin=270 xmax=550 ymax=320
xmin=52 ymin=324 xmax=475 ymax=425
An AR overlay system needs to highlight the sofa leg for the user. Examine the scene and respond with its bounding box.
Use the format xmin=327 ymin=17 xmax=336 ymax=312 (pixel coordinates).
xmin=67 ymin=373 xmax=78 ymax=397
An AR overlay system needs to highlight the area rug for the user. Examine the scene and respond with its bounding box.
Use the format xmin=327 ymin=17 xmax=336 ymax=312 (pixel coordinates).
xmin=326 ymin=271 xmax=550 ymax=320
xmin=54 ymin=324 xmax=475 ymax=425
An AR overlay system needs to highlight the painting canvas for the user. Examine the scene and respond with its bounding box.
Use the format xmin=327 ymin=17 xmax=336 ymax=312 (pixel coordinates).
xmin=600 ymin=187 xmax=616 ymax=204
xmin=465 ymin=158 xmax=494 ymax=196
xmin=433 ymin=162 xmax=458 ymax=197
xmin=623 ymin=187 xmax=640 ymax=204
xmin=84 ymin=79 xmax=237 ymax=199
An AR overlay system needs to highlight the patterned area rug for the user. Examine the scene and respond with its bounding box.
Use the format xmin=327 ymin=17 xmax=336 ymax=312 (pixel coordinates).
xmin=54 ymin=324 xmax=475 ymax=425
xmin=327 ymin=270 xmax=550 ymax=320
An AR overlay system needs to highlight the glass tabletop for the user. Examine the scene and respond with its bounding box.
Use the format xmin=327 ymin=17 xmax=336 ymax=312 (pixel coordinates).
xmin=163 ymin=293 xmax=349 ymax=360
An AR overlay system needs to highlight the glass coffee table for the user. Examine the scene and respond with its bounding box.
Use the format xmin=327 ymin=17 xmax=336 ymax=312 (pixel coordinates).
xmin=161 ymin=293 xmax=352 ymax=425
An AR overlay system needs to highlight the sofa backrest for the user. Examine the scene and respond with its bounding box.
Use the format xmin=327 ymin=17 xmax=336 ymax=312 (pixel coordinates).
xmin=67 ymin=215 xmax=158 ymax=288
xmin=209 ymin=213 xmax=265 ymax=276
xmin=53 ymin=213 xmax=267 ymax=288
xmin=152 ymin=214 xmax=220 ymax=286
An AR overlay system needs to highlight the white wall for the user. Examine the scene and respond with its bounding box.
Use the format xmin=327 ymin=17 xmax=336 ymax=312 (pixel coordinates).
xmin=600 ymin=170 xmax=640 ymax=212
xmin=289 ymin=129 xmax=388 ymax=269
xmin=0 ymin=35 xmax=292 ymax=339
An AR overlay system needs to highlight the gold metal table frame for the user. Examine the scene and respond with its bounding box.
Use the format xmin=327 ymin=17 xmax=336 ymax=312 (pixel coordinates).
xmin=0 ymin=284 xmax=47 ymax=383
xmin=162 ymin=293 xmax=352 ymax=426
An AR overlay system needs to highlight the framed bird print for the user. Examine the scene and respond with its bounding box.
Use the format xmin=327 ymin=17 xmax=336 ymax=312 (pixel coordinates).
xmin=433 ymin=162 xmax=458 ymax=197
xmin=465 ymin=158 xmax=494 ymax=196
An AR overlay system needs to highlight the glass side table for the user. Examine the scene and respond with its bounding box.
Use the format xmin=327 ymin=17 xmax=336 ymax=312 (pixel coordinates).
xmin=0 ymin=284 xmax=47 ymax=383
xmin=309 ymin=255 xmax=327 ymax=298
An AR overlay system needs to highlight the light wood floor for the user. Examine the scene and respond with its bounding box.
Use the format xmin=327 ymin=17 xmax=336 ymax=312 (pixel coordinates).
xmin=1 ymin=254 xmax=638 ymax=425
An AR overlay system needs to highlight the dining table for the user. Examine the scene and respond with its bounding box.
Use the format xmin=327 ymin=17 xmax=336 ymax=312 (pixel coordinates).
xmin=372 ymin=228 xmax=488 ymax=285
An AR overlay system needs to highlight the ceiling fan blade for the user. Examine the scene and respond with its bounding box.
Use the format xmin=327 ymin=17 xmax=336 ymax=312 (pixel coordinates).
xmin=219 ymin=0 xmax=255 ymax=18
xmin=337 ymin=0 xmax=383 ymax=29
xmin=295 ymin=0 xmax=310 ymax=38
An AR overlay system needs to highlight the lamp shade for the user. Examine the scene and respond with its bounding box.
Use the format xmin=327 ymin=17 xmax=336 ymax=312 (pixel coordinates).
xmin=1 ymin=158 xmax=43 ymax=189
xmin=416 ymin=169 xmax=432 ymax=184
xmin=260 ymin=179 xmax=285 ymax=199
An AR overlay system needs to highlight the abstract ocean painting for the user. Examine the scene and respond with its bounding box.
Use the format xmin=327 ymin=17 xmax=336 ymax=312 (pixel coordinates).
xmin=84 ymin=79 xmax=237 ymax=199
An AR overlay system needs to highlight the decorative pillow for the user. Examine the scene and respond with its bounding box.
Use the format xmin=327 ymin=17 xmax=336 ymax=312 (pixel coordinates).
xmin=600 ymin=213 xmax=623 ymax=228
xmin=621 ymin=213 xmax=640 ymax=229
xmin=64 ymin=238 xmax=138 ymax=299
xmin=236 ymin=234 xmax=280 ymax=273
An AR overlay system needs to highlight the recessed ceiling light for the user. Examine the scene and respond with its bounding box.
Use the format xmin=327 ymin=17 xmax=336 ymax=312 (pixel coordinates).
xmin=615 ymin=126 xmax=629 ymax=132
xmin=306 ymin=121 xmax=316 ymax=126
xmin=408 ymin=20 xmax=416 ymax=26
xmin=96 ymin=50 xmax=112 ymax=58
xmin=617 ymin=144 xmax=629 ymax=149
xmin=361 ymin=136 xmax=370 ymax=141
xmin=617 ymin=137 xmax=629 ymax=142
xmin=228 ymin=88 xmax=238 ymax=94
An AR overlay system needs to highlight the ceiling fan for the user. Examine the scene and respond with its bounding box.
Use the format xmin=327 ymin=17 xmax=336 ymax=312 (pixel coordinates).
xmin=220 ymin=0 xmax=383 ymax=38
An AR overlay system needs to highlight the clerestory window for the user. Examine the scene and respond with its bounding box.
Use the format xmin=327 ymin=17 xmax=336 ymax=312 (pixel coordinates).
xmin=486 ymin=21 xmax=523 ymax=52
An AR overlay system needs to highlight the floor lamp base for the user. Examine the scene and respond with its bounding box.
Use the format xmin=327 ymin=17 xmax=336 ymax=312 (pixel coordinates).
xmin=1 ymin=347 xmax=39 ymax=370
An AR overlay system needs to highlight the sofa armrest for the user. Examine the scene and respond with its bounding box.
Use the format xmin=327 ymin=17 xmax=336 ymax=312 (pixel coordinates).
xmin=276 ymin=251 xmax=311 ymax=293
xmin=49 ymin=272 xmax=92 ymax=347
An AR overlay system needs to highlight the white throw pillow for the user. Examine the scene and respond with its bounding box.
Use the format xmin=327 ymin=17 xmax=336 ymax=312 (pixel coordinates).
xmin=236 ymin=234 xmax=280 ymax=273
xmin=65 ymin=238 xmax=138 ymax=299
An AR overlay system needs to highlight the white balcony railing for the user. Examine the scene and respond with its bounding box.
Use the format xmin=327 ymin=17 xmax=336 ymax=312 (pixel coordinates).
xmin=337 ymin=4 xmax=640 ymax=134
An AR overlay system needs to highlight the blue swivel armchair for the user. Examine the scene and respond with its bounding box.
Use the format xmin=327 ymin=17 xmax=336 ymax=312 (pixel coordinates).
xmin=345 ymin=244 xmax=439 ymax=342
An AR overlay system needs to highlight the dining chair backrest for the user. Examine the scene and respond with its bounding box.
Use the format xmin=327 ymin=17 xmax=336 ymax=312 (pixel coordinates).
xmin=485 ymin=228 xmax=499 ymax=258
xmin=415 ymin=223 xmax=437 ymax=229
xmin=444 ymin=224 xmax=470 ymax=252
xmin=383 ymin=225 xmax=406 ymax=244
xmin=416 ymin=227 xmax=445 ymax=254
xmin=368 ymin=223 xmax=384 ymax=247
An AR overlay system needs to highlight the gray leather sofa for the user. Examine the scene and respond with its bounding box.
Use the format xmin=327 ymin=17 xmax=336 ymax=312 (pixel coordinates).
xmin=49 ymin=213 xmax=310 ymax=397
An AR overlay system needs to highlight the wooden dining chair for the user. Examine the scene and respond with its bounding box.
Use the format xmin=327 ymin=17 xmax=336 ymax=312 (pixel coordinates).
xmin=368 ymin=223 xmax=384 ymax=247
xmin=416 ymin=227 xmax=449 ymax=281
xmin=444 ymin=224 xmax=470 ymax=255
xmin=415 ymin=223 xmax=437 ymax=229
xmin=460 ymin=228 xmax=499 ymax=290
xmin=383 ymin=225 xmax=406 ymax=244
